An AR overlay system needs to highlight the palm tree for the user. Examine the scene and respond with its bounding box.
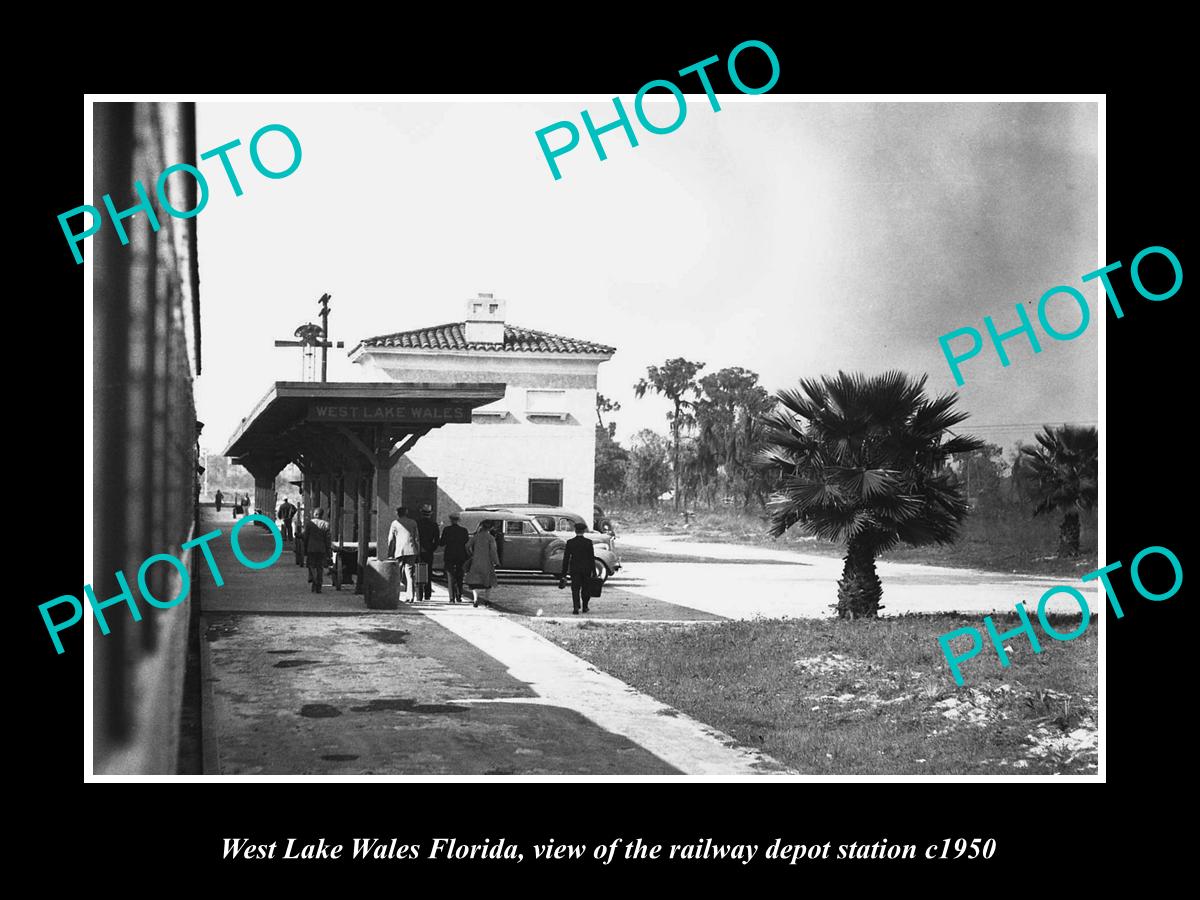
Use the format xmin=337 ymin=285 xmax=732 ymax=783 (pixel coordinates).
xmin=758 ymin=371 xmax=983 ymax=619
xmin=1017 ymin=425 xmax=1098 ymax=557
xmin=634 ymin=358 xmax=705 ymax=511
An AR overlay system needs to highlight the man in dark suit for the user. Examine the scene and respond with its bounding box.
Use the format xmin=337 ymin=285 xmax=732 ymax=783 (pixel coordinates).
xmin=559 ymin=522 xmax=596 ymax=614
xmin=277 ymin=497 xmax=296 ymax=542
xmin=438 ymin=512 xmax=470 ymax=603
xmin=415 ymin=503 xmax=440 ymax=601
xmin=304 ymin=507 xmax=332 ymax=593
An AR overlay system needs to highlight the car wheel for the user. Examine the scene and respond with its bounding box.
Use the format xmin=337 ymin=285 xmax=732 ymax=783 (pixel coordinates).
xmin=593 ymin=560 xmax=608 ymax=583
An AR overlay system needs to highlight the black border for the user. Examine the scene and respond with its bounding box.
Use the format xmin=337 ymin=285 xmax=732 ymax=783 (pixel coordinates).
xmin=28 ymin=27 xmax=1189 ymax=884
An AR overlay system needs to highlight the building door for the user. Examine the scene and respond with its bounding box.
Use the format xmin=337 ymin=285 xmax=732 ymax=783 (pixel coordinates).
xmin=529 ymin=478 xmax=563 ymax=506
xmin=401 ymin=477 xmax=438 ymax=519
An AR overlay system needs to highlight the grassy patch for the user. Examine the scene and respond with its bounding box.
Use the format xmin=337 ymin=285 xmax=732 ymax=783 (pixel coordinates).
xmin=527 ymin=614 xmax=1098 ymax=775
xmin=605 ymin=502 xmax=1097 ymax=578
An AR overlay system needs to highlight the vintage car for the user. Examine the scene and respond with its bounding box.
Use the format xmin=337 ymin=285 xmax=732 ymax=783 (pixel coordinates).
xmin=431 ymin=505 xmax=621 ymax=582
xmin=593 ymin=504 xmax=616 ymax=535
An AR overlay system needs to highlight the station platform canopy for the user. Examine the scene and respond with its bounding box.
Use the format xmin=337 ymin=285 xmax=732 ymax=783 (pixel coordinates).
xmin=222 ymin=381 xmax=505 ymax=593
xmin=223 ymin=381 xmax=504 ymax=471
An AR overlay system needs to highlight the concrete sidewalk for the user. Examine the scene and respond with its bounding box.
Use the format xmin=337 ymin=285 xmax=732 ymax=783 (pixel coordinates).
xmin=196 ymin=510 xmax=789 ymax=775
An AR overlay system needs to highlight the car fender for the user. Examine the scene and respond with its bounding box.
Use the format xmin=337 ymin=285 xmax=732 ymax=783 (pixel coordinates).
xmin=541 ymin=539 xmax=567 ymax=575
xmin=594 ymin=546 xmax=619 ymax=573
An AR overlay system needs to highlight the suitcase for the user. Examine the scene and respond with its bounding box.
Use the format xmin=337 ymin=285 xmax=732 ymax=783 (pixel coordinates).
xmin=587 ymin=576 xmax=604 ymax=597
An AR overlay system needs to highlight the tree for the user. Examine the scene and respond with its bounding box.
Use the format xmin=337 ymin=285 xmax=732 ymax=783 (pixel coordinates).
xmin=693 ymin=367 xmax=776 ymax=509
xmin=594 ymin=425 xmax=630 ymax=496
xmin=681 ymin=428 xmax=719 ymax=508
xmin=1017 ymin=425 xmax=1098 ymax=557
xmin=952 ymin=442 xmax=1007 ymax=507
xmin=1009 ymin=443 xmax=1039 ymax=505
xmin=758 ymin=371 xmax=983 ymax=619
xmin=625 ymin=429 xmax=672 ymax=504
xmin=596 ymin=394 xmax=621 ymax=430
xmin=634 ymin=358 xmax=705 ymax=510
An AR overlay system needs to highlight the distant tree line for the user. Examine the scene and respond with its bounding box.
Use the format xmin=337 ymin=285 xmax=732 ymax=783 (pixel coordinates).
xmin=600 ymin=360 xmax=779 ymax=512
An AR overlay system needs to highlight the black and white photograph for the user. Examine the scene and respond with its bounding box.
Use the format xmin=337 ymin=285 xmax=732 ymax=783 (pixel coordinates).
xmin=79 ymin=93 xmax=1109 ymax=781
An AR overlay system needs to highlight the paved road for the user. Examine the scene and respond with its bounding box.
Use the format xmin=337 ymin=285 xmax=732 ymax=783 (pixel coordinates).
xmin=477 ymin=532 xmax=1098 ymax=623
xmin=634 ymin=533 xmax=1099 ymax=618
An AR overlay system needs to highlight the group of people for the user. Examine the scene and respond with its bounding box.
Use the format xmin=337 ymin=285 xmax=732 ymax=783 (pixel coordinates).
xmin=387 ymin=506 xmax=599 ymax=613
xmin=387 ymin=504 xmax=495 ymax=606
xmin=213 ymin=490 xmax=254 ymax=518
xmin=251 ymin=497 xmax=600 ymax=610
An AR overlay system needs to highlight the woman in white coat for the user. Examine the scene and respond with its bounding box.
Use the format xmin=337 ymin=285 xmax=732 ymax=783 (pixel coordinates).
xmin=463 ymin=520 xmax=500 ymax=608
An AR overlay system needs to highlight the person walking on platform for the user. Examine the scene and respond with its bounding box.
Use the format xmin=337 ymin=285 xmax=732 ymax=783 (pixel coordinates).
xmin=243 ymin=493 xmax=252 ymax=516
xmin=304 ymin=507 xmax=332 ymax=593
xmin=415 ymin=504 xmax=439 ymax=601
xmin=559 ymin=522 xmax=596 ymax=614
xmin=387 ymin=506 xmax=419 ymax=603
xmin=214 ymin=490 xmax=224 ymax=514
xmin=464 ymin=520 xmax=500 ymax=608
xmin=490 ymin=520 xmax=506 ymax=568
xmin=278 ymin=497 xmax=296 ymax=542
xmin=439 ymin=512 xmax=469 ymax=603
xmin=294 ymin=500 xmax=307 ymax=567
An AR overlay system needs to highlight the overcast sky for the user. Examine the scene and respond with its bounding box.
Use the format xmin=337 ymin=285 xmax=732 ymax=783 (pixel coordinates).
xmin=194 ymin=100 xmax=1097 ymax=457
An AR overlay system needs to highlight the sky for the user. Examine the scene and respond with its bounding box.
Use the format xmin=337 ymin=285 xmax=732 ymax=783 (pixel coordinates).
xmin=194 ymin=99 xmax=1098 ymax=458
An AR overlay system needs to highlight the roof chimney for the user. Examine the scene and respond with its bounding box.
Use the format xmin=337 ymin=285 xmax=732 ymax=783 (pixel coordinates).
xmin=464 ymin=292 xmax=506 ymax=345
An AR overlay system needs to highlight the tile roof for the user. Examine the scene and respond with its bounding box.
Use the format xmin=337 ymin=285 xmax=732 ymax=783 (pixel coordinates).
xmin=357 ymin=322 xmax=616 ymax=356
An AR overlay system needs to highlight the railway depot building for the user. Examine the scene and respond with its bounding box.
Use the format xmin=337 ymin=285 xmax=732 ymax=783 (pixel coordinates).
xmin=348 ymin=294 xmax=616 ymax=519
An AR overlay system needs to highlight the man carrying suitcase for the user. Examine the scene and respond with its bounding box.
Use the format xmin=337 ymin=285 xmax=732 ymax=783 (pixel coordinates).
xmin=558 ymin=522 xmax=596 ymax=614
xmin=415 ymin=503 xmax=439 ymax=602
xmin=387 ymin=506 xmax=419 ymax=603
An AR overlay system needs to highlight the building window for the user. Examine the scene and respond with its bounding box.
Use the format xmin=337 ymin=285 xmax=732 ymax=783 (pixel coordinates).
xmin=529 ymin=479 xmax=563 ymax=506
xmin=526 ymin=389 xmax=567 ymax=420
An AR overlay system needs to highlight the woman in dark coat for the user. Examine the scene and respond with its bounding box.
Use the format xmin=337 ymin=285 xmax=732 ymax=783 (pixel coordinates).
xmin=463 ymin=521 xmax=500 ymax=608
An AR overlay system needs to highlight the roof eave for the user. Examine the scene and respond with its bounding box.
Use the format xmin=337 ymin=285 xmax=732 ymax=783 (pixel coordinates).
xmin=353 ymin=345 xmax=615 ymax=361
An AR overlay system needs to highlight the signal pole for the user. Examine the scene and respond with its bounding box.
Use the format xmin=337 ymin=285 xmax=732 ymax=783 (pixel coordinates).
xmin=274 ymin=293 xmax=344 ymax=382
xmin=318 ymin=293 xmax=331 ymax=382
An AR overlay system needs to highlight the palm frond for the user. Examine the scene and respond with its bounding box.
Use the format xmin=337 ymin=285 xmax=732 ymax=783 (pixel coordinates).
xmin=760 ymin=370 xmax=983 ymax=552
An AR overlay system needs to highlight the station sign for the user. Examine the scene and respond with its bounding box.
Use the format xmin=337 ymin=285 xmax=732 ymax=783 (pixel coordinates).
xmin=307 ymin=402 xmax=472 ymax=424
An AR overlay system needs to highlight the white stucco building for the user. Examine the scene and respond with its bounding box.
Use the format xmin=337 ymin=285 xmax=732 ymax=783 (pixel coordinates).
xmin=348 ymin=294 xmax=616 ymax=519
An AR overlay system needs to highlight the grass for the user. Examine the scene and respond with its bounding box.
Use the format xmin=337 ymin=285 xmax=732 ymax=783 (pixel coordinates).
xmin=603 ymin=501 xmax=1098 ymax=578
xmin=526 ymin=613 xmax=1098 ymax=775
